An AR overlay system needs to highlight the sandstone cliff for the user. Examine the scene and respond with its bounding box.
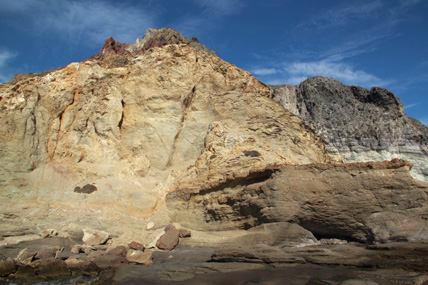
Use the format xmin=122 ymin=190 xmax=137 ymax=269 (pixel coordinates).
xmin=168 ymin=159 xmax=428 ymax=243
xmin=270 ymin=77 xmax=428 ymax=182
xmin=0 ymin=28 xmax=329 ymax=244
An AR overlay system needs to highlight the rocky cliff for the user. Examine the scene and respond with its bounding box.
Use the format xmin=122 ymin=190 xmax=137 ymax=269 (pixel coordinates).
xmin=270 ymin=77 xmax=428 ymax=182
xmin=0 ymin=28 xmax=427 ymax=283
xmin=0 ymin=28 xmax=330 ymax=243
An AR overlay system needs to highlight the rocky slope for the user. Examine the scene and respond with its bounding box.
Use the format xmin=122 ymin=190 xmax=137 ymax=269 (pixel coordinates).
xmin=0 ymin=28 xmax=427 ymax=283
xmin=0 ymin=28 xmax=329 ymax=243
xmin=270 ymin=77 xmax=428 ymax=182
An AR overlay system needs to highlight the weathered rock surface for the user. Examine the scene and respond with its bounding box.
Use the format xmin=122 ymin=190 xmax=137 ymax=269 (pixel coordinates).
xmin=270 ymin=77 xmax=428 ymax=182
xmin=168 ymin=159 xmax=428 ymax=242
xmin=0 ymin=28 xmax=329 ymax=244
xmin=0 ymin=28 xmax=427 ymax=283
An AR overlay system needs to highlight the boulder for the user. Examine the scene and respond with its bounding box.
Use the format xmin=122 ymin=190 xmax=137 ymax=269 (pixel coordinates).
xmin=35 ymin=246 xmax=62 ymax=259
xmin=106 ymin=245 xmax=127 ymax=257
xmin=126 ymin=249 xmax=153 ymax=265
xmin=128 ymin=241 xmax=145 ymax=251
xmin=156 ymin=226 xmax=180 ymax=250
xmin=82 ymin=229 xmax=109 ymax=246
xmin=30 ymin=258 xmax=70 ymax=278
xmin=65 ymin=257 xmax=100 ymax=274
xmin=16 ymin=248 xmax=37 ymax=264
xmin=0 ymin=257 xmax=17 ymax=277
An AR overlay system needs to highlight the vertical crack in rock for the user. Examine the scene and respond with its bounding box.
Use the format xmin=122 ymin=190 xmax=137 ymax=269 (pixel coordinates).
xmin=118 ymin=99 xmax=124 ymax=131
xmin=167 ymin=85 xmax=196 ymax=167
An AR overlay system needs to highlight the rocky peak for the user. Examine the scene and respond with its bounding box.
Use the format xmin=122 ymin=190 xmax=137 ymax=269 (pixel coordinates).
xmin=270 ymin=76 xmax=428 ymax=182
xmin=98 ymin=27 xmax=215 ymax=57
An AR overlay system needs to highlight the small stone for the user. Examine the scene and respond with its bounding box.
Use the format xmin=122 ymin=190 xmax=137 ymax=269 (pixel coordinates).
xmin=16 ymin=248 xmax=37 ymax=264
xmin=146 ymin=221 xmax=155 ymax=230
xmin=82 ymin=229 xmax=109 ymax=246
xmin=126 ymin=249 xmax=153 ymax=265
xmin=128 ymin=241 xmax=145 ymax=251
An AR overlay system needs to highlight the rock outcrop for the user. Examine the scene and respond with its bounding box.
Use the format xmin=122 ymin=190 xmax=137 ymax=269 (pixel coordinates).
xmin=270 ymin=77 xmax=428 ymax=182
xmin=1 ymin=28 xmax=428 ymax=283
xmin=168 ymin=159 xmax=428 ymax=242
xmin=0 ymin=28 xmax=329 ymax=244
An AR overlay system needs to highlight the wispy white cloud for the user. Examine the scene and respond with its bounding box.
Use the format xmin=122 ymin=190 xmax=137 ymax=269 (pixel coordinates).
xmin=0 ymin=49 xmax=17 ymax=83
xmin=250 ymin=68 xmax=279 ymax=76
xmin=1 ymin=0 xmax=157 ymax=46
xmin=250 ymin=58 xmax=386 ymax=87
xmin=285 ymin=60 xmax=385 ymax=86
xmin=307 ymin=1 xmax=384 ymax=29
xmin=404 ymin=103 xmax=419 ymax=110
xmin=252 ymin=0 xmax=427 ymax=87
xmin=0 ymin=49 xmax=16 ymax=68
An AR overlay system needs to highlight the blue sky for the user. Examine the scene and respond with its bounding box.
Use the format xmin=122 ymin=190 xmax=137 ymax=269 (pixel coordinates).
xmin=1 ymin=0 xmax=427 ymax=125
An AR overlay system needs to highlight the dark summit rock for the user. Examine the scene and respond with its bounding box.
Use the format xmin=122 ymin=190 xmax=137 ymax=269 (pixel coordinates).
xmin=270 ymin=76 xmax=428 ymax=182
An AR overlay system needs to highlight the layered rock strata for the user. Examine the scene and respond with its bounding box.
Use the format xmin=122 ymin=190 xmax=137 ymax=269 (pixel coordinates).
xmin=168 ymin=159 xmax=428 ymax=243
xmin=270 ymin=77 xmax=428 ymax=182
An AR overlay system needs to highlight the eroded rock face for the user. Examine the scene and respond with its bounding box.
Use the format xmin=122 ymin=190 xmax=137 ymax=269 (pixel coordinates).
xmin=0 ymin=28 xmax=428 ymax=282
xmin=270 ymin=77 xmax=428 ymax=182
xmin=168 ymin=159 xmax=428 ymax=242
xmin=0 ymin=28 xmax=329 ymax=243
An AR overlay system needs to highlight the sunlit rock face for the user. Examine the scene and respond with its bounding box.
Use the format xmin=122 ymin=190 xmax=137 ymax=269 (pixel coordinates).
xmin=270 ymin=76 xmax=428 ymax=182
xmin=0 ymin=28 xmax=427 ymax=248
xmin=0 ymin=28 xmax=330 ymax=243
xmin=167 ymin=159 xmax=428 ymax=243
